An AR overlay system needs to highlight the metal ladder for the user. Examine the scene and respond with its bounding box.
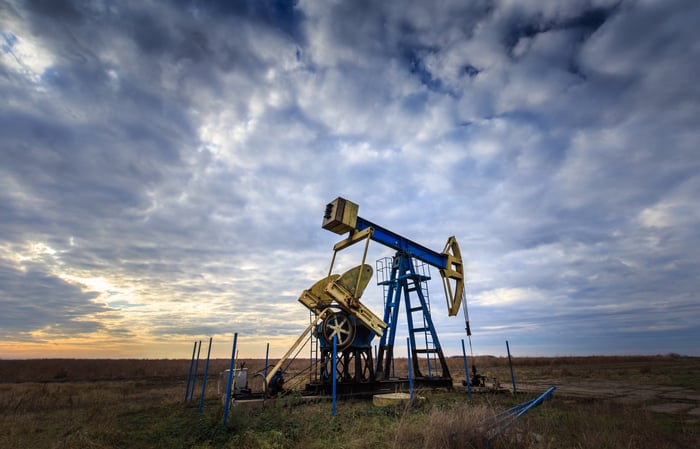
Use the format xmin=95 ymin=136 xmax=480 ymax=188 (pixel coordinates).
xmin=377 ymin=255 xmax=443 ymax=379
xmin=414 ymin=260 xmax=439 ymax=378
xmin=404 ymin=258 xmax=441 ymax=378
xmin=377 ymin=257 xmax=398 ymax=377
xmin=309 ymin=309 xmax=319 ymax=383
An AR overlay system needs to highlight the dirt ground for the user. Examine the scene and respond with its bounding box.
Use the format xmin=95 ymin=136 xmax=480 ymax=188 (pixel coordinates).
xmin=517 ymin=379 xmax=700 ymax=417
xmin=439 ymin=354 xmax=700 ymax=422
xmin=0 ymin=356 xmax=697 ymax=449
xmin=1 ymin=355 xmax=697 ymax=418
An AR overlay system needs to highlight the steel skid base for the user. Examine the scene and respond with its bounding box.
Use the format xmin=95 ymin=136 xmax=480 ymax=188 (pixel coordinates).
xmin=306 ymin=346 xmax=453 ymax=397
xmin=303 ymin=377 xmax=453 ymax=398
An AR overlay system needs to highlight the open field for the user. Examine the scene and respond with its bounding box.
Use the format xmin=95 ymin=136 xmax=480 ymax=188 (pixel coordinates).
xmin=1 ymin=355 xmax=698 ymax=448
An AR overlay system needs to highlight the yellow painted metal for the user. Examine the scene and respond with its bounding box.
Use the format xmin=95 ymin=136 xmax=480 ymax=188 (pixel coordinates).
xmin=440 ymin=236 xmax=465 ymax=316
xmin=324 ymin=264 xmax=387 ymax=336
xmin=327 ymin=227 xmax=372 ymax=278
xmin=322 ymin=197 xmax=359 ymax=235
xmin=298 ymin=274 xmax=340 ymax=312
xmin=321 ymin=311 xmax=355 ymax=349
xmin=332 ymin=227 xmax=373 ymax=252
xmin=327 ymin=249 xmax=338 ymax=277
xmin=355 ymin=229 xmax=373 ymax=299
xmin=337 ymin=264 xmax=373 ymax=298
xmin=264 ymin=308 xmax=331 ymax=393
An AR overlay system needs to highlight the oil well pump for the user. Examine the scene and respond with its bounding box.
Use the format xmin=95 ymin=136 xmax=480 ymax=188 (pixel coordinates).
xmin=264 ymin=197 xmax=471 ymax=396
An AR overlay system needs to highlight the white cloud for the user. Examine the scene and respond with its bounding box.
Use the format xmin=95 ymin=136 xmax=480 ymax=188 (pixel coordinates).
xmin=0 ymin=27 xmax=55 ymax=85
xmin=0 ymin=0 xmax=698 ymax=358
xmin=474 ymin=287 xmax=548 ymax=306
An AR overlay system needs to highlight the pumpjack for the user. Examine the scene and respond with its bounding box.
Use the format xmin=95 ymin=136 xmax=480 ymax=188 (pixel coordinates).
xmin=264 ymin=197 xmax=471 ymax=396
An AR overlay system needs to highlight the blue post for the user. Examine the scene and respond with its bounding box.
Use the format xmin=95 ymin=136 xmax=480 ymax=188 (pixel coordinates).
xmin=263 ymin=342 xmax=270 ymax=379
xmin=332 ymin=334 xmax=337 ymax=417
xmin=506 ymin=340 xmax=517 ymax=397
xmin=406 ymin=337 xmax=413 ymax=406
xmin=184 ymin=341 xmax=196 ymax=403
xmin=199 ymin=337 xmax=213 ymax=412
xmin=188 ymin=340 xmax=202 ymax=402
xmin=461 ymin=339 xmax=472 ymax=400
xmin=223 ymin=333 xmax=238 ymax=427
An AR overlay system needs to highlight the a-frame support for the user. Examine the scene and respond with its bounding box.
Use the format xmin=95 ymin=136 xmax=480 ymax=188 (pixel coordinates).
xmin=375 ymin=251 xmax=451 ymax=383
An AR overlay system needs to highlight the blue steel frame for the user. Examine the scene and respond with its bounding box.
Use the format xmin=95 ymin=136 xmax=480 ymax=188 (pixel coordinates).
xmin=374 ymin=251 xmax=450 ymax=381
xmin=355 ymin=217 xmax=447 ymax=268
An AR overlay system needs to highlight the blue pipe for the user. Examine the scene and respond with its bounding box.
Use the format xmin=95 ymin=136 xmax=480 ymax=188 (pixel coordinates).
xmin=461 ymin=339 xmax=472 ymax=400
xmin=184 ymin=341 xmax=196 ymax=403
xmin=223 ymin=333 xmax=238 ymax=427
xmin=189 ymin=340 xmax=202 ymax=402
xmin=263 ymin=342 xmax=270 ymax=380
xmin=484 ymin=386 xmax=556 ymax=440
xmin=407 ymin=337 xmax=414 ymax=406
xmin=199 ymin=337 xmax=213 ymax=412
xmin=332 ymin=335 xmax=337 ymax=417
xmin=506 ymin=340 xmax=517 ymax=397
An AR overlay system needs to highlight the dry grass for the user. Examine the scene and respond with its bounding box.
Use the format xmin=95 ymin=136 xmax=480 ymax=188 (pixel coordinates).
xmin=0 ymin=356 xmax=698 ymax=449
xmin=0 ymin=379 xmax=184 ymax=448
xmin=2 ymin=354 xmax=695 ymax=385
xmin=392 ymin=402 xmax=492 ymax=449
xmin=444 ymin=354 xmax=700 ymax=388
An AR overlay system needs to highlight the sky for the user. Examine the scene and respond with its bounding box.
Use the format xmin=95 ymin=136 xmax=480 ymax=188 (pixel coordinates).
xmin=1 ymin=0 xmax=699 ymax=360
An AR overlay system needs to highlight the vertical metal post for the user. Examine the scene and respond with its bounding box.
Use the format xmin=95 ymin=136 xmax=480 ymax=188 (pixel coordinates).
xmin=327 ymin=250 xmax=338 ymax=276
xmin=223 ymin=333 xmax=238 ymax=427
xmin=184 ymin=341 xmax=196 ymax=403
xmin=263 ymin=342 xmax=270 ymax=379
xmin=188 ymin=340 xmax=202 ymax=402
xmin=199 ymin=337 xmax=213 ymax=412
xmin=506 ymin=340 xmax=517 ymax=397
xmin=354 ymin=232 xmax=372 ymax=296
xmin=332 ymin=334 xmax=337 ymax=417
xmin=407 ymin=337 xmax=413 ymax=406
xmin=461 ymin=339 xmax=472 ymax=400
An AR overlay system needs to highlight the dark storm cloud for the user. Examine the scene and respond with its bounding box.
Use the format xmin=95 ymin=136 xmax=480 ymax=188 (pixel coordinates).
xmin=1 ymin=0 xmax=698 ymax=357
xmin=0 ymin=259 xmax=110 ymax=338
xmin=501 ymin=3 xmax=618 ymax=56
xmin=201 ymin=0 xmax=305 ymax=40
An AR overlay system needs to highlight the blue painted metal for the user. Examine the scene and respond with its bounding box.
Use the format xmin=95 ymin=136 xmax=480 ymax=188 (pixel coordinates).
xmin=332 ymin=334 xmax=337 ymax=416
xmin=506 ymin=340 xmax=517 ymax=397
xmin=377 ymin=257 xmax=402 ymax=367
xmin=406 ymin=337 xmax=414 ymax=406
xmin=316 ymin=315 xmax=375 ymax=348
xmin=188 ymin=340 xmax=202 ymax=402
xmin=199 ymin=337 xmax=213 ymax=412
xmin=263 ymin=342 xmax=270 ymax=380
xmin=355 ymin=217 xmax=447 ymax=269
xmin=223 ymin=333 xmax=238 ymax=427
xmin=375 ymin=253 xmax=450 ymax=380
xmin=184 ymin=341 xmax=196 ymax=403
xmin=461 ymin=339 xmax=472 ymax=400
xmin=482 ymin=386 xmax=556 ymax=441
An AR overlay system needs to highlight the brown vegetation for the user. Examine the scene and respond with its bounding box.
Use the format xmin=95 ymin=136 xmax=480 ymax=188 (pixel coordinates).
xmin=0 ymin=355 xmax=698 ymax=448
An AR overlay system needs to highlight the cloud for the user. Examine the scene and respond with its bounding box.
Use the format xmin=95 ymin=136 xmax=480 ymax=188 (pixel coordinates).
xmin=0 ymin=0 xmax=698 ymax=358
xmin=0 ymin=243 xmax=112 ymax=340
